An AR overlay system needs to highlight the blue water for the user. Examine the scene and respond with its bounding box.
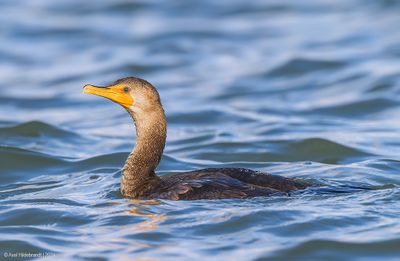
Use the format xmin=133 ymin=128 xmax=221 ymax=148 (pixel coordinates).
xmin=1 ymin=0 xmax=400 ymax=260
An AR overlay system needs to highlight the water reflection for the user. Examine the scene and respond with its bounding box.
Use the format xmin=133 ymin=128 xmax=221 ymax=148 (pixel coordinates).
xmin=128 ymin=200 xmax=168 ymax=233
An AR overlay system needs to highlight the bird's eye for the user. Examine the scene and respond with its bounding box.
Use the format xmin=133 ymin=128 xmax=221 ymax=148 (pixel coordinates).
xmin=123 ymin=87 xmax=129 ymax=93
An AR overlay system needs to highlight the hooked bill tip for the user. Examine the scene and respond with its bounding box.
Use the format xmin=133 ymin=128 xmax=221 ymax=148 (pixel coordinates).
xmin=83 ymin=84 xmax=95 ymax=94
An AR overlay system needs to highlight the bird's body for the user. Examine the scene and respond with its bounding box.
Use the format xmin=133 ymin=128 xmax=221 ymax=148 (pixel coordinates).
xmin=130 ymin=168 xmax=307 ymax=200
xmin=84 ymin=77 xmax=309 ymax=200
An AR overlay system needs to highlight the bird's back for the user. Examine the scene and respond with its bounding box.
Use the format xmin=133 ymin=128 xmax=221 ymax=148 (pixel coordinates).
xmin=143 ymin=168 xmax=308 ymax=200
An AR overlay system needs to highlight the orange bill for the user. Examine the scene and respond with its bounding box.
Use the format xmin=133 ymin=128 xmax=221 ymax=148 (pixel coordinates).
xmin=83 ymin=84 xmax=134 ymax=108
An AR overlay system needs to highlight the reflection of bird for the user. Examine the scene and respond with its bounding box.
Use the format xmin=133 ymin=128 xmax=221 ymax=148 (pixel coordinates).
xmin=84 ymin=77 xmax=308 ymax=200
xmin=128 ymin=201 xmax=168 ymax=232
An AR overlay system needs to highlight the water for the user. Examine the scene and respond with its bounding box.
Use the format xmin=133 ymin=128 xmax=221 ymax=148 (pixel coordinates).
xmin=1 ymin=0 xmax=400 ymax=260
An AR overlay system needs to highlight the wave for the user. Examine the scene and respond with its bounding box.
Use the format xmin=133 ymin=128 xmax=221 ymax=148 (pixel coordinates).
xmin=0 ymin=96 xmax=82 ymax=109
xmin=0 ymin=146 xmax=66 ymax=170
xmin=0 ymin=144 xmax=125 ymax=184
xmin=301 ymin=98 xmax=399 ymax=117
xmin=172 ymin=138 xmax=372 ymax=165
xmin=266 ymin=58 xmax=347 ymax=77
xmin=168 ymin=108 xmax=255 ymax=125
xmin=266 ymin=238 xmax=400 ymax=260
xmin=0 ymin=121 xmax=80 ymax=138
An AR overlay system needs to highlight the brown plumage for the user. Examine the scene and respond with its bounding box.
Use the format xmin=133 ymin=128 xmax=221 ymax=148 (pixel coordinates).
xmin=83 ymin=77 xmax=309 ymax=200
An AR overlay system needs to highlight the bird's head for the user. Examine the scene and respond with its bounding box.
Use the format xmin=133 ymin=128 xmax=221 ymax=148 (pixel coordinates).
xmin=83 ymin=77 xmax=162 ymax=114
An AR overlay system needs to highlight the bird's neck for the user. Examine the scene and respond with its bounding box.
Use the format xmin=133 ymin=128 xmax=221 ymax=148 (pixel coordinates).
xmin=121 ymin=107 xmax=167 ymax=198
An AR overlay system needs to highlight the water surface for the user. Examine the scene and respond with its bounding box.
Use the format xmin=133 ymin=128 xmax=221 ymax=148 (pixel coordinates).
xmin=1 ymin=0 xmax=400 ymax=260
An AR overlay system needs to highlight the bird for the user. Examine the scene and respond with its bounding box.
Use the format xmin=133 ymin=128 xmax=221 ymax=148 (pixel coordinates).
xmin=83 ymin=77 xmax=309 ymax=200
